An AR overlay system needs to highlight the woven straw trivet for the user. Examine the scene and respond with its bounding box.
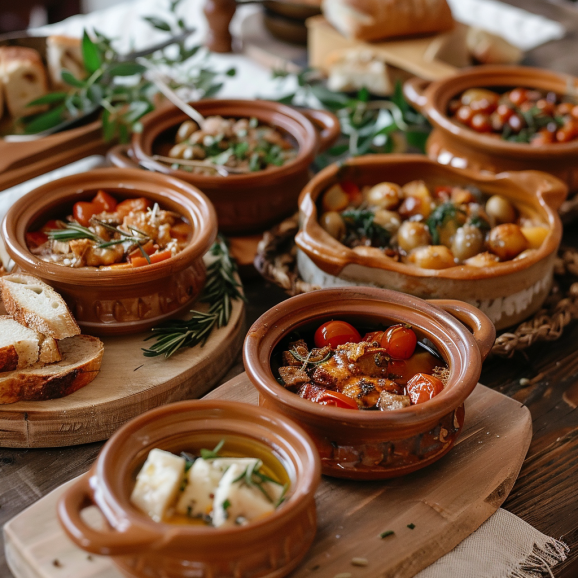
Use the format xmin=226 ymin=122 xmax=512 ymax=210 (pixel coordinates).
xmin=254 ymin=214 xmax=578 ymax=358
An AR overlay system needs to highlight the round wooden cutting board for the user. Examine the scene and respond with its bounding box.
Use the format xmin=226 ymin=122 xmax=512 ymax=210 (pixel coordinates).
xmin=0 ymin=299 xmax=245 ymax=448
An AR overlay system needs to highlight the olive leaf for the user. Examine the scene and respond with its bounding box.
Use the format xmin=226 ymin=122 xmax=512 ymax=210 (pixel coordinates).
xmin=82 ymin=30 xmax=102 ymax=74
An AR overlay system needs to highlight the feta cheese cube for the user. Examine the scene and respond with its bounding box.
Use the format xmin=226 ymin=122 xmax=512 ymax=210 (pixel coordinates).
xmin=130 ymin=449 xmax=186 ymax=522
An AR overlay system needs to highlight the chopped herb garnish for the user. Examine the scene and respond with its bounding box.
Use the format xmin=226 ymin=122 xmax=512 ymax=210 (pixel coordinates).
xmin=200 ymin=439 xmax=225 ymax=460
xmin=379 ymin=530 xmax=395 ymax=538
xmin=341 ymin=209 xmax=390 ymax=248
xmin=222 ymin=499 xmax=231 ymax=510
xmin=407 ymin=523 xmax=416 ymax=530
xmin=426 ymin=202 xmax=466 ymax=245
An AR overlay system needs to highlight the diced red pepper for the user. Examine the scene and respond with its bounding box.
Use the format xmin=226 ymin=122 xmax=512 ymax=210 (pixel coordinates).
xmin=92 ymin=190 xmax=118 ymax=212
xmin=73 ymin=202 xmax=102 ymax=227
xmin=26 ymin=231 xmax=48 ymax=247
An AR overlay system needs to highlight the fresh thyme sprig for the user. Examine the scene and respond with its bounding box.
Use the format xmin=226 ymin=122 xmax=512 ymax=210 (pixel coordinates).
xmin=142 ymin=237 xmax=245 ymax=358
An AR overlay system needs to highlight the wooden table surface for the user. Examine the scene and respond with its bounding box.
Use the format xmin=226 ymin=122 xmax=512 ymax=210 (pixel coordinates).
xmin=2 ymin=1 xmax=578 ymax=577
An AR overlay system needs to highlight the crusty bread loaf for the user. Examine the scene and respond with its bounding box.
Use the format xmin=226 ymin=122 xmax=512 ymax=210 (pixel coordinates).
xmin=466 ymin=27 xmax=523 ymax=65
xmin=0 ymin=46 xmax=49 ymax=118
xmin=322 ymin=0 xmax=454 ymax=42
xmin=0 ymin=335 xmax=103 ymax=404
xmin=0 ymin=274 xmax=80 ymax=340
xmin=46 ymin=35 xmax=85 ymax=89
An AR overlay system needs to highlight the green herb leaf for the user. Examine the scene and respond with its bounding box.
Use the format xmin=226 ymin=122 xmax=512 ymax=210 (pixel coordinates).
xmin=61 ymin=70 xmax=86 ymax=88
xmin=82 ymin=30 xmax=102 ymax=74
xmin=143 ymin=16 xmax=172 ymax=32
xmin=379 ymin=530 xmax=395 ymax=539
xmin=407 ymin=523 xmax=416 ymax=530
xmin=222 ymin=499 xmax=231 ymax=510
xmin=27 ymin=92 xmax=68 ymax=107
xmin=23 ymin=104 xmax=67 ymax=134
xmin=108 ymin=62 xmax=147 ymax=77
xmin=200 ymin=439 xmax=225 ymax=460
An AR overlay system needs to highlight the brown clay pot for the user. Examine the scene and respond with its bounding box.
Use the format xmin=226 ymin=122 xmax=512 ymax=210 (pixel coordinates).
xmin=57 ymin=400 xmax=321 ymax=578
xmin=106 ymin=99 xmax=340 ymax=235
xmin=2 ymin=168 xmax=217 ymax=336
xmin=403 ymin=65 xmax=578 ymax=191
xmin=295 ymin=154 xmax=566 ymax=330
xmin=243 ymin=287 xmax=496 ymax=480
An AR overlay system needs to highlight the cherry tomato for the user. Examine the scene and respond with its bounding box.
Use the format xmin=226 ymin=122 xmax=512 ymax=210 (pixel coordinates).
xmin=496 ymin=103 xmax=514 ymax=123
xmin=314 ymin=320 xmax=361 ymax=349
xmin=507 ymin=114 xmax=525 ymax=133
xmin=380 ymin=324 xmax=417 ymax=360
xmin=536 ymin=99 xmax=555 ymax=116
xmin=455 ymin=105 xmax=474 ymax=126
xmin=26 ymin=231 xmax=48 ymax=247
xmin=530 ymin=129 xmax=555 ymax=146
xmin=470 ymin=113 xmax=492 ymax=133
xmin=339 ymin=181 xmax=363 ymax=207
xmin=406 ymin=373 xmax=444 ymax=405
xmin=556 ymin=102 xmax=573 ymax=116
xmin=92 ymin=190 xmax=118 ymax=212
xmin=317 ymin=390 xmax=359 ymax=410
xmin=40 ymin=219 xmax=63 ymax=233
xmin=363 ymin=330 xmax=385 ymax=344
xmin=116 ymin=197 xmax=153 ymax=217
xmin=73 ymin=202 xmax=101 ymax=227
xmin=434 ymin=186 xmax=452 ymax=201
xmin=571 ymin=105 xmax=578 ymax=121
xmin=508 ymin=88 xmax=528 ymax=106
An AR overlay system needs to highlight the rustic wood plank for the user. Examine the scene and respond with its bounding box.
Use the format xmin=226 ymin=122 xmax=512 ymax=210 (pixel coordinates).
xmin=3 ymin=375 xmax=531 ymax=578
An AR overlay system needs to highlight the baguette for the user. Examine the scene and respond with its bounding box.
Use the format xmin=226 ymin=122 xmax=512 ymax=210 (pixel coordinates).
xmin=46 ymin=35 xmax=85 ymax=89
xmin=322 ymin=0 xmax=454 ymax=42
xmin=0 ymin=274 xmax=80 ymax=340
xmin=0 ymin=335 xmax=104 ymax=404
xmin=0 ymin=46 xmax=49 ymax=118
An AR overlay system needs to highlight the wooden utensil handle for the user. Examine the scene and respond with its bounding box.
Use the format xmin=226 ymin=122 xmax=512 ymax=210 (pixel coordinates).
xmin=204 ymin=0 xmax=237 ymax=53
xmin=427 ymin=299 xmax=496 ymax=362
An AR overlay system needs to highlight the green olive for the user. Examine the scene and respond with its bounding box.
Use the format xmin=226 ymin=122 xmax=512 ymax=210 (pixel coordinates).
xmin=365 ymin=182 xmax=403 ymax=210
xmin=451 ymin=225 xmax=484 ymax=261
xmin=176 ymin=120 xmax=199 ymax=143
xmin=320 ymin=211 xmax=346 ymax=240
xmin=488 ymin=223 xmax=528 ymax=260
xmin=409 ymin=245 xmax=456 ymax=269
xmin=485 ymin=195 xmax=517 ymax=224
xmin=397 ymin=221 xmax=432 ymax=253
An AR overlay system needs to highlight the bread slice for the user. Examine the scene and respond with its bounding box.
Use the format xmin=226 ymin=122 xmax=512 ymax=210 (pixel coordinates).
xmin=39 ymin=335 xmax=62 ymax=364
xmin=0 ymin=316 xmax=40 ymax=371
xmin=0 ymin=274 xmax=80 ymax=340
xmin=0 ymin=46 xmax=49 ymax=118
xmin=0 ymin=335 xmax=104 ymax=404
xmin=46 ymin=35 xmax=85 ymax=90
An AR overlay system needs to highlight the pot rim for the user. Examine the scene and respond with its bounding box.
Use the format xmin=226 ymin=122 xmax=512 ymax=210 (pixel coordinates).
xmin=131 ymin=99 xmax=321 ymax=186
xmin=296 ymin=154 xmax=565 ymax=280
xmin=243 ymin=287 xmax=485 ymax=429
xmin=424 ymin=65 xmax=578 ymax=157
xmin=94 ymin=399 xmax=320 ymax=538
xmin=2 ymin=167 xmax=217 ymax=286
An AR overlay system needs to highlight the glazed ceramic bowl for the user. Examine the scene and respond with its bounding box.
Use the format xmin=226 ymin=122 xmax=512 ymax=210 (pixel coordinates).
xmin=58 ymin=400 xmax=321 ymax=578
xmin=107 ymin=99 xmax=340 ymax=235
xmin=244 ymin=287 xmax=496 ymax=480
xmin=403 ymin=65 xmax=578 ymax=191
xmin=296 ymin=154 xmax=566 ymax=330
xmin=2 ymin=168 xmax=217 ymax=336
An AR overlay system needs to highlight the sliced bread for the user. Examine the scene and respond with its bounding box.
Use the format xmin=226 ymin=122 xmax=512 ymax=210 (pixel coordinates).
xmin=0 ymin=274 xmax=80 ymax=340
xmin=46 ymin=35 xmax=85 ymax=89
xmin=0 ymin=316 xmax=40 ymax=371
xmin=39 ymin=335 xmax=62 ymax=364
xmin=0 ymin=335 xmax=104 ymax=404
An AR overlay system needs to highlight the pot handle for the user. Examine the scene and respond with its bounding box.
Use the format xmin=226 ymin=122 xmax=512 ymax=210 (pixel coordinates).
xmin=500 ymin=170 xmax=568 ymax=212
xmin=301 ymin=109 xmax=341 ymax=154
xmin=107 ymin=144 xmax=141 ymax=169
xmin=403 ymin=77 xmax=432 ymax=113
xmin=427 ymin=299 xmax=496 ymax=362
xmin=58 ymin=473 xmax=163 ymax=556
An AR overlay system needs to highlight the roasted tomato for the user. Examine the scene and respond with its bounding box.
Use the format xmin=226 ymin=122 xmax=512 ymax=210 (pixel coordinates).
xmin=116 ymin=197 xmax=153 ymax=217
xmin=406 ymin=373 xmax=444 ymax=405
xmin=339 ymin=180 xmax=363 ymax=205
xmin=92 ymin=190 xmax=118 ymax=212
xmin=381 ymin=325 xmax=417 ymax=359
xmin=314 ymin=320 xmax=361 ymax=349
xmin=317 ymin=390 xmax=359 ymax=410
xmin=25 ymin=231 xmax=48 ymax=247
xmin=73 ymin=202 xmax=102 ymax=227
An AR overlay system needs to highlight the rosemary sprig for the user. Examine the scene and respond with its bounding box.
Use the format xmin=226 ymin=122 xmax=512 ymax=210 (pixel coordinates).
xmin=289 ymin=348 xmax=333 ymax=369
xmin=231 ymin=459 xmax=284 ymax=504
xmin=142 ymin=237 xmax=245 ymax=358
xmin=47 ymin=222 xmax=104 ymax=244
xmin=201 ymin=439 xmax=225 ymax=460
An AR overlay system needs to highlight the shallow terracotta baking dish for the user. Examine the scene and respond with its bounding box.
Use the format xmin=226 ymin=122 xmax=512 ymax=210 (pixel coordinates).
xmin=2 ymin=168 xmax=217 ymax=336
xmin=107 ymin=99 xmax=340 ymax=235
xmin=244 ymin=287 xmax=495 ymax=480
xmin=295 ymin=155 xmax=566 ymax=330
xmin=403 ymin=65 xmax=578 ymax=191
xmin=57 ymin=400 xmax=321 ymax=578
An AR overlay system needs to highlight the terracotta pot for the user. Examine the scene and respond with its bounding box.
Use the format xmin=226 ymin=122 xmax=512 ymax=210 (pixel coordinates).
xmin=403 ymin=65 xmax=578 ymax=191
xmin=107 ymin=99 xmax=340 ymax=235
xmin=57 ymin=400 xmax=321 ymax=578
xmin=295 ymin=154 xmax=566 ymax=330
xmin=243 ymin=287 xmax=496 ymax=480
xmin=2 ymin=168 xmax=217 ymax=336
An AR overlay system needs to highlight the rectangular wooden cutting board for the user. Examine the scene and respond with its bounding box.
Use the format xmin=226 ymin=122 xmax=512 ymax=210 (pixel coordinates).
xmin=4 ymin=373 xmax=532 ymax=578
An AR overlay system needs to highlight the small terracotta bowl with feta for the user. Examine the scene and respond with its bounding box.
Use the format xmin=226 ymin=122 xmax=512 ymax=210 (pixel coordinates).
xmin=57 ymin=399 xmax=321 ymax=578
xmin=244 ymin=286 xmax=495 ymax=480
xmin=2 ymin=168 xmax=217 ymax=336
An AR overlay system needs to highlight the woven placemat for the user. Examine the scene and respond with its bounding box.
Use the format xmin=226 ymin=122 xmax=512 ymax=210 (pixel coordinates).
xmin=254 ymin=214 xmax=578 ymax=358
